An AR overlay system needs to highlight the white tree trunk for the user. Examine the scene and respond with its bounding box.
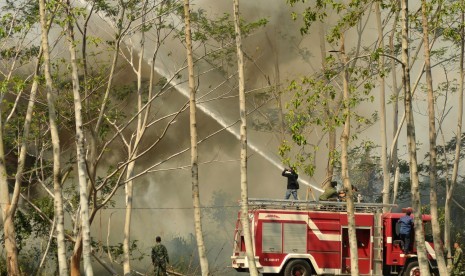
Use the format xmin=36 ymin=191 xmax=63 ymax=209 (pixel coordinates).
xmin=340 ymin=35 xmax=359 ymax=276
xmin=318 ymin=21 xmax=336 ymax=189
xmin=401 ymin=1 xmax=430 ymax=274
xmin=0 ymin=126 xmax=19 ymax=275
xmin=123 ymin=161 xmax=136 ymax=275
xmin=39 ymin=0 xmax=69 ymax=274
xmin=183 ymin=1 xmax=210 ymax=275
xmin=70 ymin=7 xmax=127 ymax=276
xmin=388 ymin=5 xmax=401 ymax=206
xmin=420 ymin=1 xmax=448 ymax=274
xmin=445 ymin=6 xmax=464 ymax=268
xmin=63 ymin=0 xmax=93 ymax=274
xmin=375 ymin=3 xmax=390 ymax=213
xmin=234 ymin=1 xmax=259 ymax=275
xmin=123 ymin=6 xmax=148 ymax=270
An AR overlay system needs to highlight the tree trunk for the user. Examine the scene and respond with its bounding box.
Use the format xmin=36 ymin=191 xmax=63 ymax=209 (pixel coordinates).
xmin=63 ymin=1 xmax=94 ymax=274
xmin=123 ymin=161 xmax=135 ymax=275
xmin=183 ymin=1 xmax=210 ymax=275
xmin=389 ymin=2 xmax=401 ymax=206
xmin=39 ymin=0 xmax=69 ymax=274
xmin=123 ymin=6 xmax=150 ymax=269
xmin=70 ymin=5 xmax=125 ymax=274
xmin=0 ymin=196 xmax=20 ymax=276
xmin=71 ymin=235 xmax=83 ymax=276
xmin=445 ymin=5 xmax=464 ymax=268
xmin=340 ymin=35 xmax=359 ymax=276
xmin=401 ymin=1 xmax=431 ymax=274
xmin=375 ymin=2 xmax=390 ymax=213
xmin=0 ymin=87 xmax=19 ymax=274
xmin=420 ymin=1 xmax=448 ymax=274
xmin=319 ymin=21 xmax=336 ymax=189
xmin=234 ymin=1 xmax=259 ymax=275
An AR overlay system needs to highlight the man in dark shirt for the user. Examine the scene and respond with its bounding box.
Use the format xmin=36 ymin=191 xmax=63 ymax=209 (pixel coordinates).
xmin=282 ymin=167 xmax=299 ymax=200
xmin=397 ymin=210 xmax=413 ymax=254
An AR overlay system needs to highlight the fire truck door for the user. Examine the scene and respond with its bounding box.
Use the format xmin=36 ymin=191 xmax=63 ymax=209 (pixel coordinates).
xmin=341 ymin=228 xmax=371 ymax=274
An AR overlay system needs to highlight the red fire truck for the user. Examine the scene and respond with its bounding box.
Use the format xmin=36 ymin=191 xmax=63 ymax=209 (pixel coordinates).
xmin=231 ymin=198 xmax=438 ymax=275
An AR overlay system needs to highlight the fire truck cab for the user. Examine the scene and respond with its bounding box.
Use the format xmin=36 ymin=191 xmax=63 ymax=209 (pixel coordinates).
xmin=231 ymin=198 xmax=437 ymax=275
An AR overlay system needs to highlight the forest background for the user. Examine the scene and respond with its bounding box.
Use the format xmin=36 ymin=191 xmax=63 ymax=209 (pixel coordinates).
xmin=0 ymin=0 xmax=464 ymax=275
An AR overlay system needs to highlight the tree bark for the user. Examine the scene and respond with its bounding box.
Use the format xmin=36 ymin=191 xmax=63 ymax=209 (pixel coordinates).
xmin=70 ymin=234 xmax=83 ymax=276
xmin=401 ymin=1 xmax=430 ymax=274
xmin=420 ymin=1 xmax=448 ymax=274
xmin=234 ymin=1 xmax=259 ymax=275
xmin=39 ymin=0 xmax=69 ymax=274
xmin=63 ymin=0 xmax=94 ymax=274
xmin=123 ymin=161 xmax=136 ymax=275
xmin=445 ymin=5 xmax=464 ymax=268
xmin=375 ymin=2 xmax=390 ymax=213
xmin=123 ymin=4 xmax=149 ymax=271
xmin=183 ymin=1 xmax=210 ymax=275
xmin=70 ymin=4 xmax=126 ymax=274
xmin=389 ymin=1 xmax=401 ymax=206
xmin=340 ymin=35 xmax=359 ymax=276
xmin=319 ymin=21 xmax=336 ymax=189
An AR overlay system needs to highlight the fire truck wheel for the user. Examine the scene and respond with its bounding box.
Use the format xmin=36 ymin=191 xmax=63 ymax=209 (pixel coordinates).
xmin=403 ymin=260 xmax=420 ymax=276
xmin=283 ymin=259 xmax=312 ymax=276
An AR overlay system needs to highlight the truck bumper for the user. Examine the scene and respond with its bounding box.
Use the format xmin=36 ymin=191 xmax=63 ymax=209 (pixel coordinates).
xmin=231 ymin=255 xmax=262 ymax=271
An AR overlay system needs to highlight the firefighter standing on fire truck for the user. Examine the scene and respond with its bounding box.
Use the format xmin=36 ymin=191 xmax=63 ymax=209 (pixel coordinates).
xmin=282 ymin=167 xmax=299 ymax=200
xmin=397 ymin=210 xmax=413 ymax=254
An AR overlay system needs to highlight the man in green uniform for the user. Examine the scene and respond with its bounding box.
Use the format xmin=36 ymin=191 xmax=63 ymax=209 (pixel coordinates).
xmin=319 ymin=181 xmax=338 ymax=201
xmin=452 ymin=242 xmax=463 ymax=275
xmin=152 ymin=236 xmax=169 ymax=276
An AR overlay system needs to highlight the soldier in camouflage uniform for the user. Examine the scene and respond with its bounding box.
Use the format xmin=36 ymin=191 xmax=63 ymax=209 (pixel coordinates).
xmin=152 ymin=236 xmax=169 ymax=276
xmin=452 ymin=242 xmax=463 ymax=276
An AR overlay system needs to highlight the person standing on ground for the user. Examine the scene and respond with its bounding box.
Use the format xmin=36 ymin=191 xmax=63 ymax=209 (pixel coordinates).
xmin=152 ymin=236 xmax=169 ymax=276
xmin=318 ymin=181 xmax=338 ymax=201
xmin=451 ymin=241 xmax=463 ymax=275
xmin=397 ymin=210 xmax=413 ymax=254
xmin=282 ymin=167 xmax=299 ymax=200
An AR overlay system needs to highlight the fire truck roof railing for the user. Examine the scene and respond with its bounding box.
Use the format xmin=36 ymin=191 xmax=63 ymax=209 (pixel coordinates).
xmin=246 ymin=198 xmax=397 ymax=213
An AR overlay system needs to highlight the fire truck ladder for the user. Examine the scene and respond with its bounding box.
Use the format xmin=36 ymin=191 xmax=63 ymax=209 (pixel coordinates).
xmin=247 ymin=198 xmax=396 ymax=214
xmin=373 ymin=208 xmax=384 ymax=276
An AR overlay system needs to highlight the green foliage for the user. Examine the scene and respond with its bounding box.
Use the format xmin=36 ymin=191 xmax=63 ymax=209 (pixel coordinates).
xmin=94 ymin=165 xmax=122 ymax=208
xmin=165 ymin=234 xmax=202 ymax=274
xmin=102 ymin=239 xmax=145 ymax=263
xmin=288 ymin=0 xmax=373 ymax=41
xmin=332 ymin=140 xmax=383 ymax=202
xmin=280 ymin=0 xmax=384 ymax=176
xmin=280 ymin=52 xmax=378 ymax=177
xmin=249 ymin=88 xmax=286 ymax=133
xmin=174 ymin=8 xmax=267 ymax=68
xmin=0 ymin=1 xmax=39 ymax=39
xmin=421 ymin=132 xmax=465 ymax=182
xmin=0 ymin=202 xmax=58 ymax=274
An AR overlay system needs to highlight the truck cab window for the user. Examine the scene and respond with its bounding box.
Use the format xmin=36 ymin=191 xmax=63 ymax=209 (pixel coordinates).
xmin=423 ymin=221 xmax=433 ymax=243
